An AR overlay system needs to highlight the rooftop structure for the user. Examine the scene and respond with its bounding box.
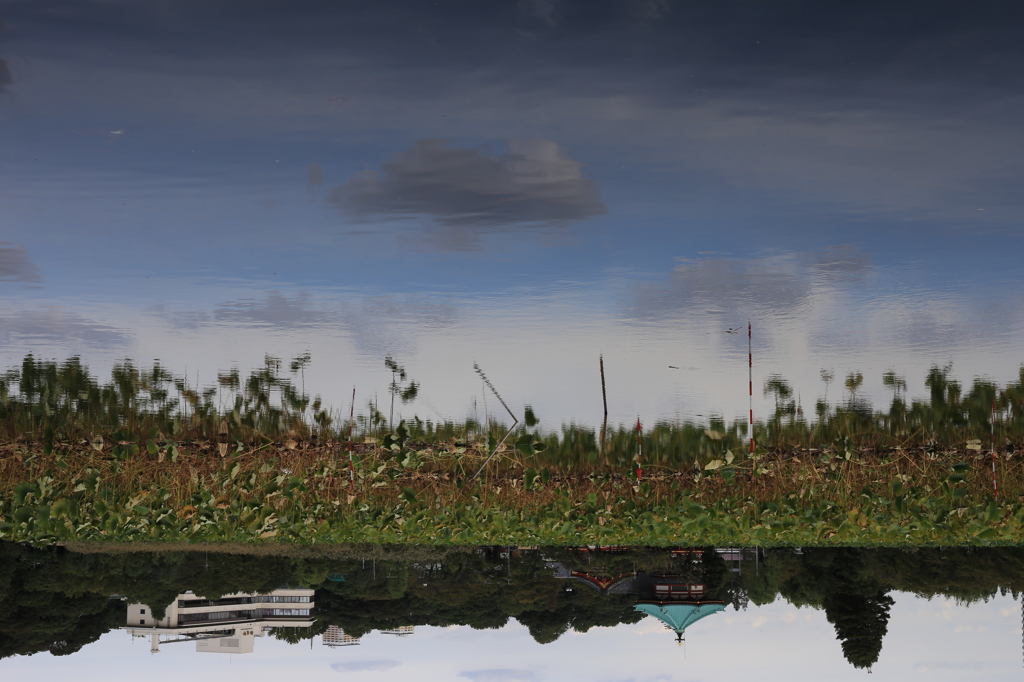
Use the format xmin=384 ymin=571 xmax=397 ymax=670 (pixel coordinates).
xmin=634 ymin=602 xmax=726 ymax=644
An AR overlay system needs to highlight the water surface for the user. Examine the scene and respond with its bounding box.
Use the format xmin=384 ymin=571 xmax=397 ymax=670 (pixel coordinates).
xmin=2 ymin=1 xmax=1023 ymax=426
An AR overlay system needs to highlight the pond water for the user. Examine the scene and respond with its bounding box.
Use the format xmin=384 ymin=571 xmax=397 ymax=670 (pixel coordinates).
xmin=1 ymin=544 xmax=1023 ymax=679
xmin=2 ymin=1 xmax=1024 ymax=427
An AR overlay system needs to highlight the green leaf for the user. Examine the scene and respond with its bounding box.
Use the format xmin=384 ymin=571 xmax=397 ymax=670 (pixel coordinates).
xmin=50 ymin=499 xmax=70 ymax=518
xmin=14 ymin=482 xmax=38 ymax=506
xmin=524 ymin=468 xmax=538 ymax=491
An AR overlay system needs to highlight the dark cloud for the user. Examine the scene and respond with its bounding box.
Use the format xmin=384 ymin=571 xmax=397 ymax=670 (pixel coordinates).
xmin=459 ymin=670 xmax=538 ymax=682
xmin=328 ymin=139 xmax=606 ymax=237
xmin=0 ymin=243 xmax=42 ymax=283
xmin=330 ymin=660 xmax=399 ymax=673
xmin=0 ymin=309 xmax=130 ymax=346
xmin=628 ymin=247 xmax=871 ymax=320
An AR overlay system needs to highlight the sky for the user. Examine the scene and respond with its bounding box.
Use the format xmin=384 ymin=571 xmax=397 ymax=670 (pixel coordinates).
xmin=1 ymin=0 xmax=1023 ymax=426
xmin=1 ymin=591 xmax=1021 ymax=681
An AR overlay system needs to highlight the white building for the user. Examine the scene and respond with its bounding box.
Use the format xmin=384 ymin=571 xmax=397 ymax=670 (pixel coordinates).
xmin=124 ymin=588 xmax=314 ymax=654
xmin=323 ymin=625 xmax=361 ymax=647
xmin=380 ymin=625 xmax=414 ymax=636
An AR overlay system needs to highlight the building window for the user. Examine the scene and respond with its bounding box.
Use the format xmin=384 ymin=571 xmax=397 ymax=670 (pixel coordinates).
xmin=140 ymin=619 xmax=146 ymax=625
xmin=140 ymin=608 xmax=146 ymax=614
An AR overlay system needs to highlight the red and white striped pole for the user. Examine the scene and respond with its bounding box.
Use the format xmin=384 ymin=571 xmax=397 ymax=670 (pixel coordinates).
xmin=748 ymin=321 xmax=754 ymax=456
xmin=347 ymin=386 xmax=356 ymax=489
xmin=635 ymin=417 xmax=643 ymax=481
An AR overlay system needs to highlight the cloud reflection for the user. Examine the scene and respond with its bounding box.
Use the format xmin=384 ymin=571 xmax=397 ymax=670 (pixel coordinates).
xmin=214 ymin=292 xmax=326 ymax=327
xmin=150 ymin=291 xmax=459 ymax=356
xmin=330 ymin=660 xmax=399 ymax=673
xmin=629 ymin=246 xmax=870 ymax=320
xmin=329 ymin=139 xmax=606 ymax=249
xmin=0 ymin=243 xmax=42 ymax=283
xmin=459 ymin=670 xmax=538 ymax=682
xmin=0 ymin=308 xmax=130 ymax=346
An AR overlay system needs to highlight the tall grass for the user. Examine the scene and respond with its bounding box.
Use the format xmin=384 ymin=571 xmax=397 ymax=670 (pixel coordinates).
xmin=2 ymin=354 xmax=1024 ymax=472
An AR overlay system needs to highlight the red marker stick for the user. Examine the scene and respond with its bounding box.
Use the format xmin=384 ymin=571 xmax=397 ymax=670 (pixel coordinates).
xmin=347 ymin=387 xmax=356 ymax=489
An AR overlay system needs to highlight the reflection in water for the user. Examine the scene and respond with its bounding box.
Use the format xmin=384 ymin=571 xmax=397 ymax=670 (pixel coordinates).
xmin=2 ymin=542 xmax=1023 ymax=672
xmin=124 ymin=588 xmax=314 ymax=654
xmin=328 ymin=139 xmax=606 ymax=251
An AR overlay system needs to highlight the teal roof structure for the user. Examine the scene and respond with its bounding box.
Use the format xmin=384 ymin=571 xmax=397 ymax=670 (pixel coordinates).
xmin=633 ymin=602 xmax=726 ymax=641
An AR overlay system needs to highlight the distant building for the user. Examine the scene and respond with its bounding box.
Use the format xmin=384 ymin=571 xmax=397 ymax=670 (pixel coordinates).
xmin=379 ymin=625 xmax=414 ymax=636
xmin=124 ymin=588 xmax=314 ymax=654
xmin=323 ymin=625 xmax=361 ymax=647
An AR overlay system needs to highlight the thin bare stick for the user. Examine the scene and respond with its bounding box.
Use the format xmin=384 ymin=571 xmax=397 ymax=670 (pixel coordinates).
xmin=347 ymin=387 xmax=356 ymax=488
xmin=600 ymin=355 xmax=608 ymax=463
xmin=471 ymin=364 xmax=519 ymax=481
